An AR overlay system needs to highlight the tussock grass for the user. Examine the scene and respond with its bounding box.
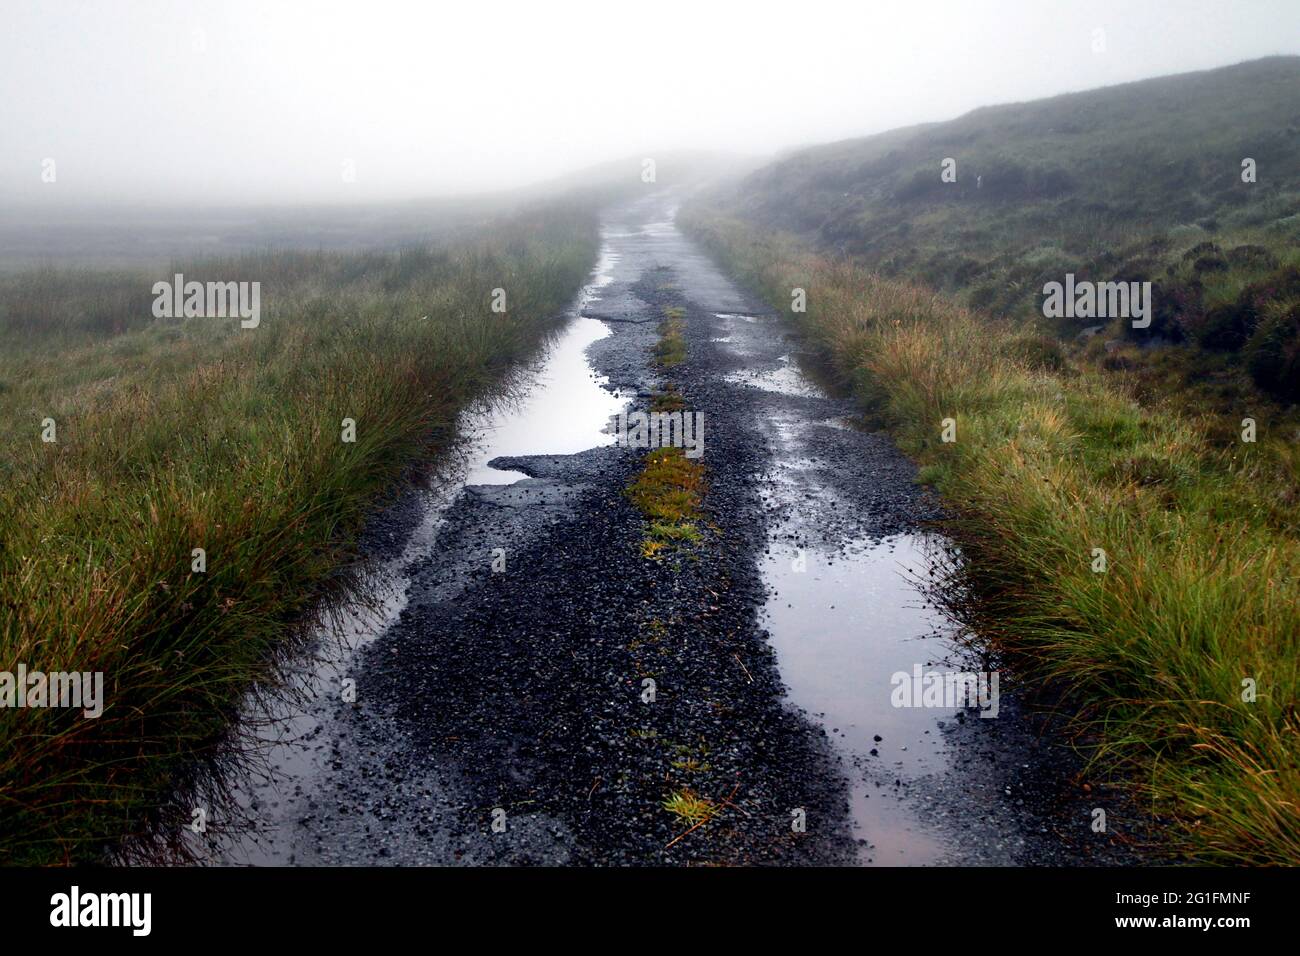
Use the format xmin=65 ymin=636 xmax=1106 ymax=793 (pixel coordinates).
xmin=0 ymin=201 xmax=599 ymax=864
xmin=663 ymin=787 xmax=717 ymax=826
xmin=683 ymin=211 xmax=1300 ymax=865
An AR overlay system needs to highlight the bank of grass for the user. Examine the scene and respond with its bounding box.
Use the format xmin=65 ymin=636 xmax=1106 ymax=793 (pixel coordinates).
xmin=0 ymin=201 xmax=599 ymax=864
xmin=682 ymin=211 xmax=1300 ymax=865
xmin=722 ymin=57 xmax=1300 ymax=409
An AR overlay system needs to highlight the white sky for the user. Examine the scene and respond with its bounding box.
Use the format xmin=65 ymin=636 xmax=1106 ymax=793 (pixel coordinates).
xmin=2 ymin=0 xmax=1297 ymax=204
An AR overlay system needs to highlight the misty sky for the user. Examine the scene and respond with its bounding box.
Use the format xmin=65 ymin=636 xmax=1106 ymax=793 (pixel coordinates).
xmin=2 ymin=0 xmax=1297 ymax=205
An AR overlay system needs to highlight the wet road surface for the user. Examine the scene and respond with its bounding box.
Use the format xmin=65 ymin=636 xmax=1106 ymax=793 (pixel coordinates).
xmin=191 ymin=191 xmax=1145 ymax=866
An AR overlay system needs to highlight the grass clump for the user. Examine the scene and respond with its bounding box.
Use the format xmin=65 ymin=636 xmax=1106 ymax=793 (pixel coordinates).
xmin=627 ymin=446 xmax=706 ymax=560
xmin=663 ymin=788 xmax=717 ymax=827
xmin=669 ymin=741 xmax=712 ymax=774
xmin=650 ymin=389 xmax=687 ymax=412
xmin=653 ymin=306 xmax=687 ymax=367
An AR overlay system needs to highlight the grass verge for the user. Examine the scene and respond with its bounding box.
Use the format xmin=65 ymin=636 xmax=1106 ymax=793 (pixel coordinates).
xmin=681 ymin=209 xmax=1300 ymax=865
xmin=0 ymin=200 xmax=599 ymax=864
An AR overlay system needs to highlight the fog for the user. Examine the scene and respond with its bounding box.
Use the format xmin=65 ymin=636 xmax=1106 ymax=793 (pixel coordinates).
xmin=2 ymin=0 xmax=1297 ymax=206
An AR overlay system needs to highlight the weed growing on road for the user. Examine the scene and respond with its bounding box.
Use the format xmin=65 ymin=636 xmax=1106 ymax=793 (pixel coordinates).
xmin=663 ymin=787 xmax=717 ymax=826
xmin=654 ymin=306 xmax=687 ymax=367
xmin=627 ymin=445 xmax=706 ymax=560
xmin=650 ymin=389 xmax=687 ymax=413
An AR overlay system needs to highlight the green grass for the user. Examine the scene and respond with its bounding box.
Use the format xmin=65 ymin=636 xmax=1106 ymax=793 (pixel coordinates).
xmin=629 ymin=318 xmax=705 ymax=561
xmin=627 ymin=445 xmax=706 ymax=560
xmin=662 ymin=787 xmax=717 ymax=827
xmin=653 ymin=307 xmax=688 ymax=367
xmin=650 ymin=389 xmax=687 ymax=413
xmin=0 ymin=199 xmax=600 ymax=864
xmin=681 ymin=211 xmax=1300 ymax=865
xmin=709 ymin=56 xmax=1300 ymax=408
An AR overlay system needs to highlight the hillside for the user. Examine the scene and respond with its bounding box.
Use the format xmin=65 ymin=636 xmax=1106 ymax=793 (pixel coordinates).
xmin=708 ymin=57 xmax=1300 ymax=404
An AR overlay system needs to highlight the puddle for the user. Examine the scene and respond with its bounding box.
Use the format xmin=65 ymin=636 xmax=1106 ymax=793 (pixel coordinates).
xmin=713 ymin=313 xmax=766 ymax=359
xmin=186 ymin=235 xmax=627 ymax=863
xmin=184 ymin=486 xmax=449 ymax=864
xmin=724 ymin=308 xmax=971 ymax=864
xmin=462 ymin=244 xmax=624 ymax=483
xmin=762 ymin=534 xmax=967 ymax=865
xmin=462 ymin=317 xmax=625 ymax=484
xmin=724 ymin=358 xmax=824 ymax=399
xmin=641 ymin=208 xmax=679 ymax=237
